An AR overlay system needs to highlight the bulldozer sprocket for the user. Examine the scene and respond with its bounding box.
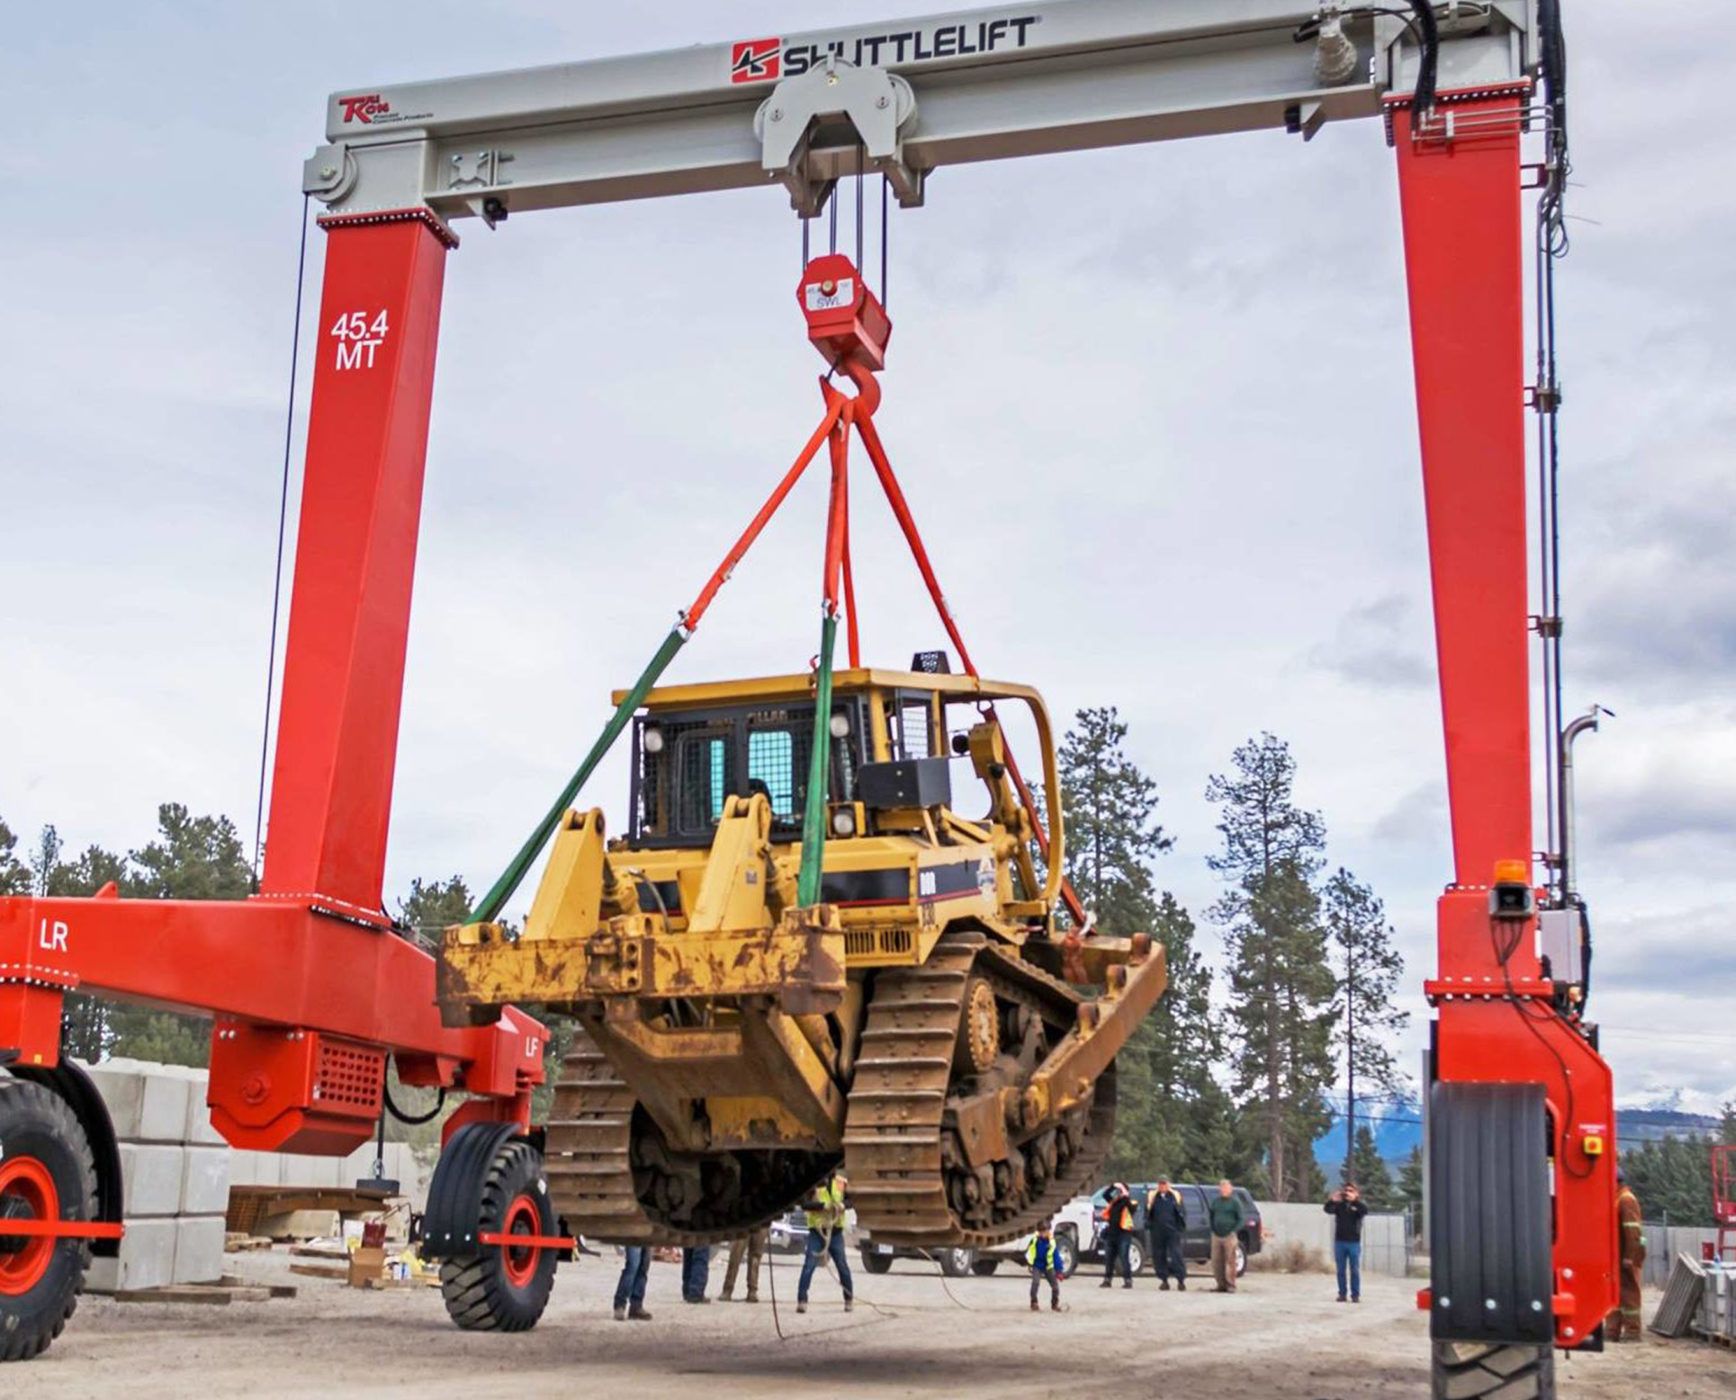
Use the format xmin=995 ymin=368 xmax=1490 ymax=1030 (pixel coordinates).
xmin=844 ymin=930 xmax=1116 ymax=1249
xmin=542 ymin=1031 xmax=833 ymax=1247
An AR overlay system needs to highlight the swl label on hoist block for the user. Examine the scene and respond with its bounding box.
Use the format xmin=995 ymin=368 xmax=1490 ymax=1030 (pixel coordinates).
xmin=805 ymin=278 xmax=855 ymax=312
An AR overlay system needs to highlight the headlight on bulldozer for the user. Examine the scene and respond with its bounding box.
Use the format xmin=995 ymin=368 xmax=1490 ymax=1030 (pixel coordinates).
xmin=831 ymin=808 xmax=856 ymax=837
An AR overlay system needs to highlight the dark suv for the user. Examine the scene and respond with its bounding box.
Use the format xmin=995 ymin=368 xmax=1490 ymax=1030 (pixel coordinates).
xmin=1082 ymin=1182 xmax=1263 ymax=1278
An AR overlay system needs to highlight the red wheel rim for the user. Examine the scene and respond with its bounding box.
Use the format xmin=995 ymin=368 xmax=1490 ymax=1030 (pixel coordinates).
xmin=499 ymin=1194 xmax=541 ymax=1289
xmin=0 ymin=1156 xmax=59 ymax=1296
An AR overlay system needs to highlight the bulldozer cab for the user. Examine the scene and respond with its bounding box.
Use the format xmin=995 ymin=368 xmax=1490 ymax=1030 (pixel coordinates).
xmin=621 ymin=664 xmax=1059 ymax=899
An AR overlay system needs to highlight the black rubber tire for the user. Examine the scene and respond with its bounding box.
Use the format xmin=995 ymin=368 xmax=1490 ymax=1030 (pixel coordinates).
xmin=1431 ymin=1341 xmax=1556 ymax=1399
xmin=1235 ymin=1240 xmax=1248 ymax=1278
xmin=858 ymin=1248 xmax=893 ymax=1275
xmin=438 ymin=1137 xmax=558 ymax=1332
xmin=937 ymin=1247 xmax=974 ymax=1278
xmin=970 ymin=1257 xmax=1001 ymax=1277
xmin=1124 ymin=1238 xmax=1146 ymax=1275
xmin=0 ymin=1079 xmax=98 ymax=1363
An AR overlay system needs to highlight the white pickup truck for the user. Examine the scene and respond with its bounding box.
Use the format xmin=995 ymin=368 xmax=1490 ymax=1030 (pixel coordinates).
xmin=857 ymin=1207 xmax=1085 ymax=1279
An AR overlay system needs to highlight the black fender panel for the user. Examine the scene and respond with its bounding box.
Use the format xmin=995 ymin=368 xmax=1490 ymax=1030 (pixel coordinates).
xmin=10 ymin=1061 xmax=126 ymax=1258
xmin=1429 ymin=1081 xmax=1553 ymax=1346
xmin=420 ymin=1121 xmax=520 ymax=1259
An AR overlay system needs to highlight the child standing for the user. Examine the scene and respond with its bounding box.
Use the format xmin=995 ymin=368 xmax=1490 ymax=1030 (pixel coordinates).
xmin=1027 ymin=1222 xmax=1064 ymax=1312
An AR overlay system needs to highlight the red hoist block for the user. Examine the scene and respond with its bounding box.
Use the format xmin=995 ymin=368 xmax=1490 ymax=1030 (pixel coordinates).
xmin=207 ymin=1019 xmax=386 ymax=1153
xmin=799 ymin=254 xmax=891 ymax=375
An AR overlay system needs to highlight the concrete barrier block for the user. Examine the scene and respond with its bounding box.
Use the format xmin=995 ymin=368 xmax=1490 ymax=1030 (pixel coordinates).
xmin=82 ymin=1063 xmax=147 ymax=1142
xmin=229 ymin=1149 xmax=281 ymax=1186
xmin=88 ymin=1061 xmax=193 ymax=1143
xmin=181 ymin=1145 xmax=231 ymax=1215
xmin=166 ymin=1067 xmax=224 ymax=1146
xmin=86 ymin=1217 xmax=178 ymax=1294
xmin=280 ymin=1153 xmax=341 ymax=1188
xmin=174 ymin=1215 xmax=226 ymax=1284
xmin=119 ymin=1143 xmax=185 ymax=1217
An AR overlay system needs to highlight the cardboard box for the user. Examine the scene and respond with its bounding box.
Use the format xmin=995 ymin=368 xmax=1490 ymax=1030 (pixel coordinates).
xmin=348 ymin=1245 xmax=387 ymax=1289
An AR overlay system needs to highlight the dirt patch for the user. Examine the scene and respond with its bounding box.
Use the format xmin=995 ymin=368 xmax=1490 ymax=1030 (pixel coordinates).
xmin=15 ymin=1250 xmax=1735 ymax=1398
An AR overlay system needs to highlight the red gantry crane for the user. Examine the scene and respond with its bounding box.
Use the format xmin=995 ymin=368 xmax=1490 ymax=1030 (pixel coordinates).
xmin=0 ymin=3 xmax=1613 ymax=1394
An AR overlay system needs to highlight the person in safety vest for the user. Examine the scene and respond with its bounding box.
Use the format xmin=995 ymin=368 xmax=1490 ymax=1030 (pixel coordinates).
xmin=1027 ymin=1221 xmax=1066 ymax=1311
xmin=1607 ymin=1169 xmax=1646 ymax=1342
xmin=1099 ymin=1182 xmax=1139 ymax=1288
xmin=796 ymin=1168 xmax=855 ymax=1314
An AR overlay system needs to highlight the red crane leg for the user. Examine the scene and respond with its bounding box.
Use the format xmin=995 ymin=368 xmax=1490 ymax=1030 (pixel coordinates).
xmin=260 ymin=211 xmax=456 ymax=916
xmin=1397 ymin=95 xmax=1618 ymax=1349
xmin=1394 ymin=97 xmax=1532 ymax=907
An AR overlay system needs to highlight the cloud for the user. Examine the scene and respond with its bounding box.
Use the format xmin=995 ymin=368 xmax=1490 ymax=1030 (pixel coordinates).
xmin=0 ymin=0 xmax=1732 ymax=1115
xmin=1305 ymin=595 xmax=1434 ymax=691
xmin=1369 ymin=782 xmax=1447 ymax=847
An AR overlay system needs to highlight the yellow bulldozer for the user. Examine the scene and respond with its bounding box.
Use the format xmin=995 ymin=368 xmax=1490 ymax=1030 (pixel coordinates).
xmin=438 ymin=662 xmax=1166 ymax=1249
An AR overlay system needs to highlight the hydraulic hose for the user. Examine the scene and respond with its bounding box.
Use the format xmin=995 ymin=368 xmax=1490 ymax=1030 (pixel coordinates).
xmin=469 ymin=624 xmax=687 ymax=924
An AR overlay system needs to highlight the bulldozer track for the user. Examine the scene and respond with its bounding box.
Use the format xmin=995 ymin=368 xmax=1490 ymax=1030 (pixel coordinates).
xmin=543 ymin=1031 xmax=833 ymax=1248
xmin=844 ymin=929 xmax=1117 ymax=1249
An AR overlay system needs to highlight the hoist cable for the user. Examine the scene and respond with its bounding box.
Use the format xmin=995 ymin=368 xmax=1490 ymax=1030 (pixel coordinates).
xmin=851 ymin=411 xmax=1088 ymax=927
xmin=880 ymin=176 xmax=890 ymax=310
xmin=797 ymin=410 xmax=855 ymax=904
xmin=251 ymin=194 xmax=312 ymax=887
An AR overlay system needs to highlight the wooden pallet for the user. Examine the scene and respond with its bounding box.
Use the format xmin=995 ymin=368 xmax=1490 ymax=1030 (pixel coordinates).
xmin=114 ymin=1278 xmax=298 ymax=1306
xmin=227 ymin=1184 xmax=395 ymax=1236
xmin=288 ymin=1262 xmax=350 ymax=1282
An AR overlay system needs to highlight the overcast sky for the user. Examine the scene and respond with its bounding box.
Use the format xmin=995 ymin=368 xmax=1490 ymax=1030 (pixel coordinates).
xmin=3 ymin=2 xmax=1732 ymax=1114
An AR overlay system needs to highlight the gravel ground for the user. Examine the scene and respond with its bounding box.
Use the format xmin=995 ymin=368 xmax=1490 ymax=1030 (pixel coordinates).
xmin=13 ymin=1249 xmax=1735 ymax=1398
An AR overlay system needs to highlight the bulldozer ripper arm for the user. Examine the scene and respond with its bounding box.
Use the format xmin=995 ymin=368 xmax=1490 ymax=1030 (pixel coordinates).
xmin=1019 ymin=933 xmax=1166 ymax=1128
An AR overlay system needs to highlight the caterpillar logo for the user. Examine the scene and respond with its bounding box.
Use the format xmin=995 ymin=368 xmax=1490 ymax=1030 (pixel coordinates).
xmin=731 ymin=37 xmax=781 ymax=84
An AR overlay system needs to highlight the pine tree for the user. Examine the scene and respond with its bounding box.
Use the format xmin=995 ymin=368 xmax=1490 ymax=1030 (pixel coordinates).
xmin=1057 ymin=706 xmax=1173 ymax=932
xmin=1049 ymin=708 xmax=1229 ymax=1181
xmin=39 ymin=836 xmax=130 ymax=1062
xmin=398 ymin=876 xmax=475 ymax=946
xmin=1623 ymin=1136 xmax=1715 ymax=1225
xmin=0 ymin=818 xmax=29 ymax=894
xmin=1324 ymin=867 xmax=1409 ymax=1179
xmin=1348 ymin=1123 xmax=1398 ymax=1210
xmin=1398 ymin=1144 xmax=1425 ymax=1232
xmin=102 ymin=804 xmax=255 ymax=1066
xmin=1207 ymin=733 xmax=1335 ymax=1201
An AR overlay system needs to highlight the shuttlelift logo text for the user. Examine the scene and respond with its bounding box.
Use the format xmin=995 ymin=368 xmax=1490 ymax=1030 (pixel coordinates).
xmin=338 ymin=93 xmax=393 ymax=124
xmin=731 ymin=37 xmax=781 ymax=83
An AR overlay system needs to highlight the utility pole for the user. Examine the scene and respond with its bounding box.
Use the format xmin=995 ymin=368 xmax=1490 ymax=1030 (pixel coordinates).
xmin=1344 ymin=952 xmax=1356 ymax=1183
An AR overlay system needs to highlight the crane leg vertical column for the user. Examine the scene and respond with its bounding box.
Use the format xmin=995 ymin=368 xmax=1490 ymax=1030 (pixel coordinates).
xmin=1396 ymin=94 xmax=1617 ymax=1356
xmin=259 ymin=210 xmax=456 ymax=917
xmin=1394 ymin=95 xmax=1532 ymax=893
